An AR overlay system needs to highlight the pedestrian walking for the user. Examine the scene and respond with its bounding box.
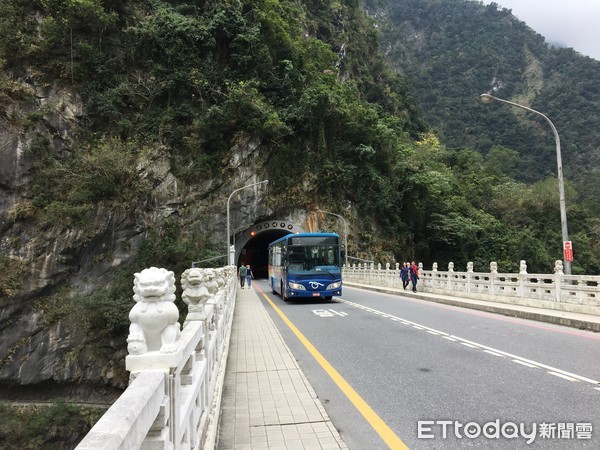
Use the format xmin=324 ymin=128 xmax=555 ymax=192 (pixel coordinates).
xmin=400 ymin=262 xmax=410 ymax=290
xmin=239 ymin=264 xmax=247 ymax=288
xmin=409 ymin=261 xmax=419 ymax=292
xmin=245 ymin=265 xmax=254 ymax=288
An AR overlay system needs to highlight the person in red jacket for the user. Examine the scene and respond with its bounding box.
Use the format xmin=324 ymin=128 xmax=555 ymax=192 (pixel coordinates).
xmin=409 ymin=261 xmax=419 ymax=293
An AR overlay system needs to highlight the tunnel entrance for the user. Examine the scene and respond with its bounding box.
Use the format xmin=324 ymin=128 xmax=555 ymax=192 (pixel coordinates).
xmin=234 ymin=220 xmax=306 ymax=279
xmin=237 ymin=229 xmax=289 ymax=278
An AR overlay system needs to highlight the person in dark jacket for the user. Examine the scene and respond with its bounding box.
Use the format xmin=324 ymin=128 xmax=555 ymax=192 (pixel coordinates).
xmin=409 ymin=261 xmax=419 ymax=293
xmin=400 ymin=262 xmax=410 ymax=290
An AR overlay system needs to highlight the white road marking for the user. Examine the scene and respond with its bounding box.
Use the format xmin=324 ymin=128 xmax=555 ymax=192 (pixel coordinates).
xmin=512 ymin=359 xmax=539 ymax=369
xmin=329 ymin=309 xmax=348 ymax=317
xmin=594 ymin=387 xmax=600 ymax=392
xmin=312 ymin=309 xmax=335 ymax=317
xmin=442 ymin=336 xmax=457 ymax=342
xmin=484 ymin=350 xmax=506 ymax=358
xmin=548 ymin=372 xmax=580 ymax=383
xmin=427 ymin=331 xmax=439 ymax=336
xmin=461 ymin=342 xmax=479 ymax=349
xmin=449 ymin=336 xmax=600 ymax=385
xmin=339 ymin=298 xmax=600 ymax=387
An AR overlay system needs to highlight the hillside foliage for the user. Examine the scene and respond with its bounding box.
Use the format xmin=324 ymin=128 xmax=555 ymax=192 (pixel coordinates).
xmin=376 ymin=0 xmax=600 ymax=214
xmin=0 ymin=0 xmax=598 ymax=277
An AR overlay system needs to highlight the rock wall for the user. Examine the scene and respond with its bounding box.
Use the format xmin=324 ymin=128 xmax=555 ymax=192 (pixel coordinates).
xmin=0 ymin=77 xmax=276 ymax=397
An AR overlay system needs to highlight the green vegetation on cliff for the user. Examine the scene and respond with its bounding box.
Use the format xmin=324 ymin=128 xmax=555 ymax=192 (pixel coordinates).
xmin=377 ymin=0 xmax=600 ymax=215
xmin=2 ymin=0 xmax=597 ymax=275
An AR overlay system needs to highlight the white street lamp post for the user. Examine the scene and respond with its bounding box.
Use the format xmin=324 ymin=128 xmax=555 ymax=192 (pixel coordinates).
xmin=480 ymin=93 xmax=571 ymax=274
xmin=319 ymin=210 xmax=349 ymax=268
xmin=226 ymin=180 xmax=269 ymax=266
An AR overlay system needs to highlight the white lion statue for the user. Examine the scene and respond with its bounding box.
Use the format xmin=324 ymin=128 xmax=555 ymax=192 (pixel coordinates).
xmin=127 ymin=267 xmax=181 ymax=355
xmin=181 ymin=267 xmax=209 ymax=306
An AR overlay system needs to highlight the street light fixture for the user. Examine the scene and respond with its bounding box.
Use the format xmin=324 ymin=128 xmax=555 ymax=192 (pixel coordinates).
xmin=226 ymin=180 xmax=269 ymax=266
xmin=318 ymin=209 xmax=349 ymax=268
xmin=233 ymin=222 xmax=253 ymax=245
xmin=480 ymin=93 xmax=571 ymax=274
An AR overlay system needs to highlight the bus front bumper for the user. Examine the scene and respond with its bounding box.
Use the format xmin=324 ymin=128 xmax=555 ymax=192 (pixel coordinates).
xmin=287 ymin=288 xmax=342 ymax=298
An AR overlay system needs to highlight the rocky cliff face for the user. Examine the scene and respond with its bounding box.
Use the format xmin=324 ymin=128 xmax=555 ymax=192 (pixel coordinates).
xmin=0 ymin=76 xmax=279 ymax=398
xmin=0 ymin=78 xmax=131 ymax=395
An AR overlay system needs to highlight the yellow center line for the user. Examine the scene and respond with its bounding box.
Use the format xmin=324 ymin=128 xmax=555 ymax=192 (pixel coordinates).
xmin=256 ymin=286 xmax=409 ymax=450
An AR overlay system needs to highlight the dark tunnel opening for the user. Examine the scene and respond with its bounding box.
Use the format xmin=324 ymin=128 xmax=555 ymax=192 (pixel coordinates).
xmin=237 ymin=229 xmax=290 ymax=278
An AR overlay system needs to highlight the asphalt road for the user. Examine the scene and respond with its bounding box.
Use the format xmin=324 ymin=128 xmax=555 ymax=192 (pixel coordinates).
xmin=253 ymin=280 xmax=600 ymax=449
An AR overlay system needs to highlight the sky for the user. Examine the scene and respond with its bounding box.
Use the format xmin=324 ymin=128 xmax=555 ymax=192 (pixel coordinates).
xmin=480 ymin=0 xmax=600 ymax=60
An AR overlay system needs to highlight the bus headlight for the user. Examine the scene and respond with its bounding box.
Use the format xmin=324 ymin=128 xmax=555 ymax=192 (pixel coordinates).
xmin=289 ymin=282 xmax=306 ymax=290
xmin=326 ymin=281 xmax=341 ymax=290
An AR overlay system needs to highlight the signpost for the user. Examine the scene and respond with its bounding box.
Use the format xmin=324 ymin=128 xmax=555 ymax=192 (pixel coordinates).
xmin=563 ymin=241 xmax=574 ymax=262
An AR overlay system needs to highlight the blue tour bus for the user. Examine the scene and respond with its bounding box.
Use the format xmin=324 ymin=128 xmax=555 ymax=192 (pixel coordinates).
xmin=268 ymin=232 xmax=342 ymax=301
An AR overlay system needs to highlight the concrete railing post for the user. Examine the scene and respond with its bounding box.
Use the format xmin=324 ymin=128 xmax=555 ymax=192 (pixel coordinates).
xmin=447 ymin=262 xmax=454 ymax=290
xmin=467 ymin=262 xmax=473 ymax=292
xmin=554 ymin=260 xmax=564 ymax=303
xmin=490 ymin=261 xmax=498 ymax=296
xmin=518 ymin=260 xmax=528 ymax=297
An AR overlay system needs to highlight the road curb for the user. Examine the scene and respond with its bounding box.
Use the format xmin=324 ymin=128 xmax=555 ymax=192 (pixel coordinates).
xmin=344 ymin=282 xmax=600 ymax=333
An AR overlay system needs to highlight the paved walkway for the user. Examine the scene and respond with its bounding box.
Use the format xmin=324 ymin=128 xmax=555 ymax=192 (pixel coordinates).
xmin=216 ymin=287 xmax=348 ymax=450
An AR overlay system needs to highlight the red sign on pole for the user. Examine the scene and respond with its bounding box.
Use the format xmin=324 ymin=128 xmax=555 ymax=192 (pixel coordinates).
xmin=563 ymin=241 xmax=574 ymax=262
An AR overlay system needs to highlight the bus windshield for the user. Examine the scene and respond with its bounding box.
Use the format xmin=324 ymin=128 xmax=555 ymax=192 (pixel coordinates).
xmin=287 ymin=237 xmax=340 ymax=274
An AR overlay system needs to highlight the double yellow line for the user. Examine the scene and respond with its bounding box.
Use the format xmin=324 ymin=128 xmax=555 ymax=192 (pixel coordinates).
xmin=256 ymin=286 xmax=409 ymax=450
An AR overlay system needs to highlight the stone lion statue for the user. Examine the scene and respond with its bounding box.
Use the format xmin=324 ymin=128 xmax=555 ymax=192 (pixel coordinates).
xmin=127 ymin=267 xmax=181 ymax=355
xmin=181 ymin=267 xmax=209 ymax=306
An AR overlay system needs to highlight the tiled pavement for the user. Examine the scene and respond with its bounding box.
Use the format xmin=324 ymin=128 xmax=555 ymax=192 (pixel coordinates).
xmin=216 ymin=287 xmax=348 ymax=450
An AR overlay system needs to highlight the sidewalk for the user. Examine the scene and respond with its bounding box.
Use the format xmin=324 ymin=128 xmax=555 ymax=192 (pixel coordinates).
xmin=345 ymin=281 xmax=600 ymax=332
xmin=216 ymin=287 xmax=348 ymax=450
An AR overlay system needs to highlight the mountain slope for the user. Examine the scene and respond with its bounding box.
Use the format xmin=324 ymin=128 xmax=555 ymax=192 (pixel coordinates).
xmin=374 ymin=0 xmax=600 ymax=211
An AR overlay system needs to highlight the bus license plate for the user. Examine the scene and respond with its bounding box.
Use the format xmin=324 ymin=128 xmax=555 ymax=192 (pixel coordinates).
xmin=312 ymin=293 xmax=320 ymax=297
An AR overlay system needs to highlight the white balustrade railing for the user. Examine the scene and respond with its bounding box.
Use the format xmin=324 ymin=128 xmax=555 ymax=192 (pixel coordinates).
xmin=76 ymin=265 xmax=237 ymax=450
xmin=344 ymin=260 xmax=600 ymax=315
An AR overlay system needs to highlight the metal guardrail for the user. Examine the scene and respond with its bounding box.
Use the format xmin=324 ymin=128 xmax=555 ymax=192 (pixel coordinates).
xmin=192 ymin=255 xmax=226 ymax=267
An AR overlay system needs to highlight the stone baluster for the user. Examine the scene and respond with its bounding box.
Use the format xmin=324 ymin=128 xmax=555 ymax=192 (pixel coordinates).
xmin=447 ymin=262 xmax=454 ymax=290
xmin=466 ymin=262 xmax=473 ymax=292
xmin=432 ymin=262 xmax=438 ymax=288
xmin=490 ymin=261 xmax=498 ymax=296
xmin=518 ymin=260 xmax=527 ymax=297
xmin=554 ymin=260 xmax=564 ymax=303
